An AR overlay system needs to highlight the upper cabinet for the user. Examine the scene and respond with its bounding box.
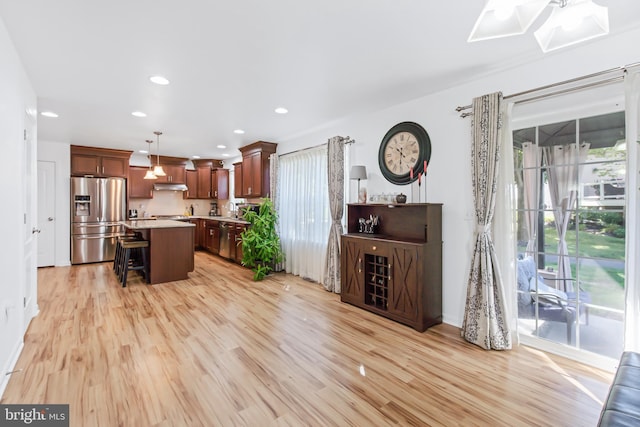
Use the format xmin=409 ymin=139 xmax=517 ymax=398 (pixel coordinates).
xmin=233 ymin=162 xmax=243 ymax=198
xmin=128 ymin=166 xmax=154 ymax=199
xmin=238 ymin=141 xmax=277 ymax=198
xmin=192 ymin=159 xmax=228 ymax=199
xmin=71 ymin=145 xmax=132 ymax=178
xmin=184 ymin=169 xmax=199 ymax=199
xmin=153 ymin=156 xmax=187 ymax=184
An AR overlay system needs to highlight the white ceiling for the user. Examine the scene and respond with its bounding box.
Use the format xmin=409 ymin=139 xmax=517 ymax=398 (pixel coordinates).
xmin=1 ymin=1 xmax=639 ymax=159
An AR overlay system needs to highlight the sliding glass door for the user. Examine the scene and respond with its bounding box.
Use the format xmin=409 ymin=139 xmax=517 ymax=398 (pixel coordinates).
xmin=512 ymin=83 xmax=627 ymax=360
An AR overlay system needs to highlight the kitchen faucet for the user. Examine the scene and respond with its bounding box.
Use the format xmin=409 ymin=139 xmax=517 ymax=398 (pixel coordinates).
xmin=228 ymin=201 xmax=236 ymax=217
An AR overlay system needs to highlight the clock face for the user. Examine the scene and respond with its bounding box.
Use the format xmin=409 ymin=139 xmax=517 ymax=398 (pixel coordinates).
xmin=383 ymin=131 xmax=420 ymax=176
xmin=378 ymin=122 xmax=431 ymax=185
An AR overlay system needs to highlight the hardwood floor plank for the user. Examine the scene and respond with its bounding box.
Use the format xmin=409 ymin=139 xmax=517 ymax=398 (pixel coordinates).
xmin=2 ymin=252 xmax=613 ymax=426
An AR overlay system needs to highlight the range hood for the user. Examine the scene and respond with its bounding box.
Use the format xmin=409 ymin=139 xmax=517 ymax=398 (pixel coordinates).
xmin=153 ymin=183 xmax=188 ymax=192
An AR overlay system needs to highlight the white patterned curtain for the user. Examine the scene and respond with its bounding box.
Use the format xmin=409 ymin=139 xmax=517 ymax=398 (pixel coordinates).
xmin=461 ymin=92 xmax=512 ymax=350
xmin=521 ymin=142 xmax=540 ymax=256
xmin=277 ymin=145 xmax=331 ymax=282
xmin=542 ymin=143 xmax=589 ymax=292
xmin=323 ymin=136 xmax=345 ymax=293
xmin=623 ymin=65 xmax=640 ymax=352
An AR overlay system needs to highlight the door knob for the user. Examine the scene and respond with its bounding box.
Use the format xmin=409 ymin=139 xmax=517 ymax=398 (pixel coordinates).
xmin=48 ymin=217 xmax=54 ymax=221
xmin=32 ymin=227 xmax=41 ymax=234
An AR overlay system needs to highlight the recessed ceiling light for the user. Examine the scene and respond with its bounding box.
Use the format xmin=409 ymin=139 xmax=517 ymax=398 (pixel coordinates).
xmin=275 ymin=107 xmax=288 ymax=114
xmin=222 ymin=153 xmax=230 ymax=157
xmin=149 ymin=75 xmax=170 ymax=85
xmin=131 ymin=111 xmax=147 ymax=117
xmin=217 ymin=145 xmax=227 ymax=149
xmin=139 ymin=150 xmax=149 ymax=154
xmin=191 ymin=155 xmax=201 ymax=159
xmin=233 ymin=129 xmax=245 ymax=134
xmin=40 ymin=111 xmax=59 ymax=118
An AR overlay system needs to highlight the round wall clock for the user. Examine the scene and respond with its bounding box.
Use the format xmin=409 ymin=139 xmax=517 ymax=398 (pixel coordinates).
xmin=378 ymin=121 xmax=431 ymax=185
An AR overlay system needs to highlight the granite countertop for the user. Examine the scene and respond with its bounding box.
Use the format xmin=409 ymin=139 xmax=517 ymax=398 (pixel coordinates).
xmin=120 ymin=220 xmax=196 ymax=229
xmin=139 ymin=215 xmax=250 ymax=225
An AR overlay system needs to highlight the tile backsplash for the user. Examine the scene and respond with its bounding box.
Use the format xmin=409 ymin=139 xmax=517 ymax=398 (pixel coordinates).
xmin=130 ymin=192 xmax=238 ymax=217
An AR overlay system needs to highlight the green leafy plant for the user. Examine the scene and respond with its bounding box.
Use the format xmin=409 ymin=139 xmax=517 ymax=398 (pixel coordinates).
xmin=240 ymin=197 xmax=283 ymax=281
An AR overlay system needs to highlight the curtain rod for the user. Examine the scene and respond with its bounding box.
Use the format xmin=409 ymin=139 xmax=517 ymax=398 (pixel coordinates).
xmin=455 ymin=62 xmax=639 ymax=118
xmin=278 ymin=136 xmax=355 ymax=158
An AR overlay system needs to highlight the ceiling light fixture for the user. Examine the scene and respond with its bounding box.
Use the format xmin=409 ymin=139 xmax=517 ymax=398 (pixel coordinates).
xmin=131 ymin=111 xmax=147 ymax=117
xmin=40 ymin=111 xmax=59 ymax=118
xmin=468 ymin=0 xmax=609 ymax=52
xmin=274 ymin=107 xmax=288 ymax=114
xmin=217 ymin=144 xmax=227 ymax=149
xmin=149 ymin=75 xmax=170 ymax=85
xmin=534 ymin=0 xmax=608 ymax=52
xmin=152 ymin=131 xmax=166 ymax=177
xmin=143 ymin=140 xmax=157 ymax=180
xmin=192 ymin=155 xmax=201 ymax=159
xmin=233 ymin=129 xmax=245 ymax=134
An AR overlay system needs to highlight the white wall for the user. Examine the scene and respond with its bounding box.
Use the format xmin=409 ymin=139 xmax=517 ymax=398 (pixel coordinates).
xmin=0 ymin=16 xmax=37 ymax=396
xmin=38 ymin=140 xmax=71 ymax=266
xmin=276 ymin=28 xmax=640 ymax=327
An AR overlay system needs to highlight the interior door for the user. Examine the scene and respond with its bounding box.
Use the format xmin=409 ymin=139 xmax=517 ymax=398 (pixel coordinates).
xmin=37 ymin=161 xmax=55 ymax=267
xmin=23 ymin=110 xmax=38 ymax=323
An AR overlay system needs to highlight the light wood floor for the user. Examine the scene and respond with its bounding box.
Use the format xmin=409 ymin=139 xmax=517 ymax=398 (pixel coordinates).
xmin=3 ymin=252 xmax=613 ymax=426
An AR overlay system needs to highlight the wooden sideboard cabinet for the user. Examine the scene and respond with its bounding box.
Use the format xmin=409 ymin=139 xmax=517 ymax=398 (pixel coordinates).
xmin=340 ymin=203 xmax=442 ymax=332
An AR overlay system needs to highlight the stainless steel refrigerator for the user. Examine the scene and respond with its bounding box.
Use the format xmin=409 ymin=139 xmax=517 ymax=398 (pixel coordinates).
xmin=71 ymin=177 xmax=126 ymax=264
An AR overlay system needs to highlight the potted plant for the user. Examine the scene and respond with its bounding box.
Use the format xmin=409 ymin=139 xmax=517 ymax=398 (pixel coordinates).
xmin=240 ymin=197 xmax=284 ymax=281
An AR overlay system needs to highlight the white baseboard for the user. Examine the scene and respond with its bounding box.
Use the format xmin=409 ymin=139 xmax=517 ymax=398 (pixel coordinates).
xmin=0 ymin=340 xmax=24 ymax=399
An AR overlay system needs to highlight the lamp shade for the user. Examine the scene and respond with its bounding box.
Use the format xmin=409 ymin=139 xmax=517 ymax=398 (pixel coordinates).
xmin=143 ymin=170 xmax=157 ymax=180
xmin=350 ymin=165 xmax=367 ymax=180
xmin=468 ymin=0 xmax=551 ymax=42
xmin=534 ymin=0 xmax=608 ymax=52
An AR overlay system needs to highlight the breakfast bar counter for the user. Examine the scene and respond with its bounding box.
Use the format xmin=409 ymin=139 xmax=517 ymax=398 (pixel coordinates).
xmin=120 ymin=220 xmax=195 ymax=284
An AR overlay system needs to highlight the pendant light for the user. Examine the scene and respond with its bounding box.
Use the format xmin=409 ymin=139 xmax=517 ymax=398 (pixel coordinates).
xmin=143 ymin=140 xmax=157 ymax=180
xmin=153 ymin=131 xmax=166 ymax=177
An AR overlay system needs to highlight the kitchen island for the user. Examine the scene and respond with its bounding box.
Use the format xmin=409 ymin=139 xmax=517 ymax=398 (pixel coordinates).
xmin=120 ymin=220 xmax=195 ymax=284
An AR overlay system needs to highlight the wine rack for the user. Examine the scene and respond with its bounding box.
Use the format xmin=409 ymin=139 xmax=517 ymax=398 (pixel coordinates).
xmin=365 ymin=254 xmax=389 ymax=309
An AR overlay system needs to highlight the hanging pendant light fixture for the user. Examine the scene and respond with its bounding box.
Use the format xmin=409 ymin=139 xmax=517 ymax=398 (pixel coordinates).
xmin=143 ymin=140 xmax=157 ymax=180
xmin=153 ymin=131 xmax=166 ymax=177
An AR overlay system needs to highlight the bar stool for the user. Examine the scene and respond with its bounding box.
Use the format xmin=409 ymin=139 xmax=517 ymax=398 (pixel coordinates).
xmin=113 ymin=235 xmax=139 ymax=276
xmin=118 ymin=239 xmax=149 ymax=287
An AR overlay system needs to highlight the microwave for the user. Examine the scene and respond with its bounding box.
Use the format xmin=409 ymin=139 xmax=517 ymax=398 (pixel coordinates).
xmin=237 ymin=203 xmax=260 ymax=219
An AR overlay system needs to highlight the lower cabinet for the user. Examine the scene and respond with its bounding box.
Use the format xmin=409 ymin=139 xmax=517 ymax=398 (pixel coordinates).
xmin=205 ymin=221 xmax=220 ymax=254
xmin=341 ymin=234 xmax=440 ymax=332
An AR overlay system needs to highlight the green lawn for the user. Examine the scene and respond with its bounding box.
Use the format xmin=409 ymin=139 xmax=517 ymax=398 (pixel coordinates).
xmin=518 ymin=227 xmax=626 ymax=309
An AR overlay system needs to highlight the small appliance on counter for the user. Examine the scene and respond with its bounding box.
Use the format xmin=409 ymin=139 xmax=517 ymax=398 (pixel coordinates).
xmin=128 ymin=209 xmax=138 ymax=219
xmin=209 ymin=202 xmax=219 ymax=216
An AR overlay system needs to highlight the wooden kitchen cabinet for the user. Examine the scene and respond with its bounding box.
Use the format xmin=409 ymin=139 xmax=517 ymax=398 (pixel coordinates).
xmin=71 ymin=145 xmax=132 ymax=178
xmin=190 ymin=218 xmax=206 ymax=249
xmin=184 ymin=170 xmax=198 ymax=199
xmin=152 ymin=156 xmax=187 ymax=184
xmin=211 ymin=168 xmax=229 ymax=199
xmin=233 ymin=162 xmax=243 ymax=198
xmin=340 ymin=203 xmax=442 ymax=332
xmin=234 ymin=224 xmax=247 ymax=264
xmin=128 ymin=166 xmax=154 ymax=198
xmin=192 ymin=159 xmax=228 ymax=199
xmin=238 ymin=141 xmax=277 ymax=198
xmin=205 ymin=220 xmax=220 ymax=254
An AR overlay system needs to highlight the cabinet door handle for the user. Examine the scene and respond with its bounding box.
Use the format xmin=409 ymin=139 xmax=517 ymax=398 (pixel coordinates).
xmin=248 ymin=186 xmax=252 ymax=195
xmin=214 ymin=190 xmax=217 ymax=197
xmin=372 ymin=246 xmax=377 ymax=251
xmin=102 ymin=166 xmax=105 ymax=174
xmin=96 ymin=166 xmax=99 ymax=173
xmin=358 ymin=257 xmax=362 ymax=273
xmin=208 ymin=191 xmax=211 ymax=197
xmin=388 ymin=263 xmax=392 ymax=281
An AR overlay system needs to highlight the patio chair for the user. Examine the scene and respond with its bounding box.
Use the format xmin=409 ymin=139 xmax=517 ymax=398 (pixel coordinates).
xmin=517 ymin=256 xmax=590 ymax=344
